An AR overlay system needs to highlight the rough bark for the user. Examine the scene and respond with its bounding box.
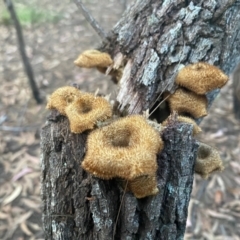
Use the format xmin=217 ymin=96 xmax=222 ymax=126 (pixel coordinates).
xmin=101 ymin=0 xmax=240 ymax=114
xmin=41 ymin=112 xmax=197 ymax=239
xmin=41 ymin=1 xmax=240 ymax=239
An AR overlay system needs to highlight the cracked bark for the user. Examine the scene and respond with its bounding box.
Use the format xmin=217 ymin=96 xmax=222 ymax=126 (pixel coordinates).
xmin=41 ymin=1 xmax=240 ymax=239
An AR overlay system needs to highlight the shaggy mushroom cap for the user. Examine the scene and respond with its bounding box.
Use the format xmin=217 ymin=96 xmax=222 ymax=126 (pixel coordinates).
xmin=46 ymin=86 xmax=82 ymax=115
xmin=175 ymin=62 xmax=228 ymax=95
xmin=65 ymin=93 xmax=112 ymax=134
xmin=128 ymin=175 xmax=159 ymax=199
xmin=162 ymin=115 xmax=202 ymax=135
xmin=82 ymin=115 xmax=164 ymax=180
xmin=195 ymin=142 xmax=224 ymax=179
xmin=166 ymin=88 xmax=208 ymax=119
xmin=74 ymin=50 xmax=113 ymax=68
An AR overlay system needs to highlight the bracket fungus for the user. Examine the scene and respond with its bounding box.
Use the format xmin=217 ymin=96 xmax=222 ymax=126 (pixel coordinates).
xmin=128 ymin=175 xmax=159 ymax=199
xmin=46 ymin=86 xmax=82 ymax=115
xmin=74 ymin=49 xmax=124 ymax=84
xmin=195 ymin=142 xmax=224 ymax=179
xmin=65 ymin=93 xmax=112 ymax=134
xmin=82 ymin=115 xmax=164 ymax=198
xmin=166 ymin=88 xmax=208 ymax=118
xmin=175 ymin=62 xmax=228 ymax=95
xmin=74 ymin=49 xmax=113 ymax=68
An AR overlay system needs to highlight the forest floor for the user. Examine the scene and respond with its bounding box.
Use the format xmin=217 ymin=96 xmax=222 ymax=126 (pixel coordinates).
xmin=0 ymin=1 xmax=240 ymax=239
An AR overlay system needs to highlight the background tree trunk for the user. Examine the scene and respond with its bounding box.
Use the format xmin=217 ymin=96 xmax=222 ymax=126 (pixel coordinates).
xmin=41 ymin=1 xmax=240 ymax=239
xmin=232 ymin=63 xmax=240 ymax=120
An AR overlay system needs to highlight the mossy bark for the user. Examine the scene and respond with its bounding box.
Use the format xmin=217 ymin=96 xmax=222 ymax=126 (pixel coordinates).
xmin=41 ymin=1 xmax=240 ymax=239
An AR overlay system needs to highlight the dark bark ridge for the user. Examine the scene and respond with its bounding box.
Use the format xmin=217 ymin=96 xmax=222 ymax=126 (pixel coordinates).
xmin=102 ymin=0 xmax=240 ymax=114
xmin=41 ymin=112 xmax=197 ymax=239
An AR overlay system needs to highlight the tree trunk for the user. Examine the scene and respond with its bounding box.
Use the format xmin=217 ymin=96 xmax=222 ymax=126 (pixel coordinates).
xmin=41 ymin=1 xmax=240 ymax=239
xmin=232 ymin=63 xmax=240 ymax=120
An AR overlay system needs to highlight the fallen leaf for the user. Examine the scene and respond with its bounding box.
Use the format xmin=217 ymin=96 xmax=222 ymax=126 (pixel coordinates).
xmin=2 ymin=184 xmax=22 ymax=205
xmin=207 ymin=209 xmax=235 ymax=221
xmin=12 ymin=167 xmax=33 ymax=182
xmin=20 ymin=222 xmax=33 ymax=236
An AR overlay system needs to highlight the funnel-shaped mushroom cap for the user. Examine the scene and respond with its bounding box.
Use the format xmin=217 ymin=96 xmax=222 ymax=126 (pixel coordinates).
xmin=65 ymin=93 xmax=112 ymax=134
xmin=195 ymin=142 xmax=224 ymax=178
xmin=82 ymin=115 xmax=164 ymax=180
xmin=74 ymin=50 xmax=113 ymax=68
xmin=128 ymin=175 xmax=159 ymax=198
xmin=166 ymin=88 xmax=208 ymax=118
xmin=175 ymin=62 xmax=228 ymax=94
xmin=46 ymin=86 xmax=81 ymax=115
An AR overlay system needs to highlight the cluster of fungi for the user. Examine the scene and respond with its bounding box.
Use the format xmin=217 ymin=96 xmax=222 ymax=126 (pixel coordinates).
xmin=46 ymin=50 xmax=228 ymax=198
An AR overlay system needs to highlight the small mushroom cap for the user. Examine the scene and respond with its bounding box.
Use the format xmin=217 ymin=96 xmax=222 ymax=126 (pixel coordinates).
xmin=82 ymin=115 xmax=164 ymax=180
xmin=175 ymin=62 xmax=229 ymax=95
xmin=195 ymin=142 xmax=224 ymax=179
xmin=74 ymin=50 xmax=113 ymax=68
xmin=162 ymin=115 xmax=202 ymax=135
xmin=128 ymin=175 xmax=159 ymax=198
xmin=65 ymin=93 xmax=112 ymax=134
xmin=166 ymin=88 xmax=208 ymax=118
xmin=46 ymin=86 xmax=82 ymax=115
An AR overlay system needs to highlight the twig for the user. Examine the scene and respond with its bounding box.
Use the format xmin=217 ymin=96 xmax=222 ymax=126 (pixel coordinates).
xmin=74 ymin=0 xmax=107 ymax=40
xmin=113 ymin=180 xmax=128 ymax=239
xmin=4 ymin=0 xmax=42 ymax=104
xmin=149 ymin=94 xmax=170 ymax=117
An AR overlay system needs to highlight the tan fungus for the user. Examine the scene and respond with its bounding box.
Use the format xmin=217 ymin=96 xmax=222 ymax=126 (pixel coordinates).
xmin=74 ymin=50 xmax=113 ymax=68
xmin=175 ymin=62 xmax=228 ymax=94
xmin=195 ymin=142 xmax=224 ymax=179
xmin=65 ymin=93 xmax=112 ymax=133
xmin=46 ymin=86 xmax=81 ymax=115
xmin=128 ymin=175 xmax=159 ymax=198
xmin=82 ymin=115 xmax=164 ymax=182
xmin=166 ymin=88 xmax=208 ymax=118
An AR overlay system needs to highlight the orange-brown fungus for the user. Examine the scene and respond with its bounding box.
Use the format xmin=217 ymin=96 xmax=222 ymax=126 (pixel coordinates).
xmin=65 ymin=93 xmax=112 ymax=133
xmin=46 ymin=86 xmax=81 ymax=115
xmin=166 ymin=88 xmax=208 ymax=118
xmin=128 ymin=175 xmax=159 ymax=198
xmin=74 ymin=50 xmax=113 ymax=68
xmin=195 ymin=142 xmax=224 ymax=179
xmin=162 ymin=115 xmax=202 ymax=135
xmin=175 ymin=62 xmax=228 ymax=94
xmin=82 ymin=115 xmax=163 ymax=182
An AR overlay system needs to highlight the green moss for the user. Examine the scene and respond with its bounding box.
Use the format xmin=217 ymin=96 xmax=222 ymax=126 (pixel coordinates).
xmin=0 ymin=4 xmax=62 ymax=26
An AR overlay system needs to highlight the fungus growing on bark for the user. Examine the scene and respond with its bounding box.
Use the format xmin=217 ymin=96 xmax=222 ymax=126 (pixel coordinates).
xmin=195 ymin=142 xmax=224 ymax=179
xmin=74 ymin=49 xmax=113 ymax=68
xmin=128 ymin=175 xmax=159 ymax=199
xmin=166 ymin=88 xmax=208 ymax=118
xmin=175 ymin=62 xmax=228 ymax=94
xmin=82 ymin=115 xmax=163 ymax=198
xmin=162 ymin=115 xmax=202 ymax=135
xmin=65 ymin=93 xmax=112 ymax=133
xmin=46 ymin=86 xmax=82 ymax=115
